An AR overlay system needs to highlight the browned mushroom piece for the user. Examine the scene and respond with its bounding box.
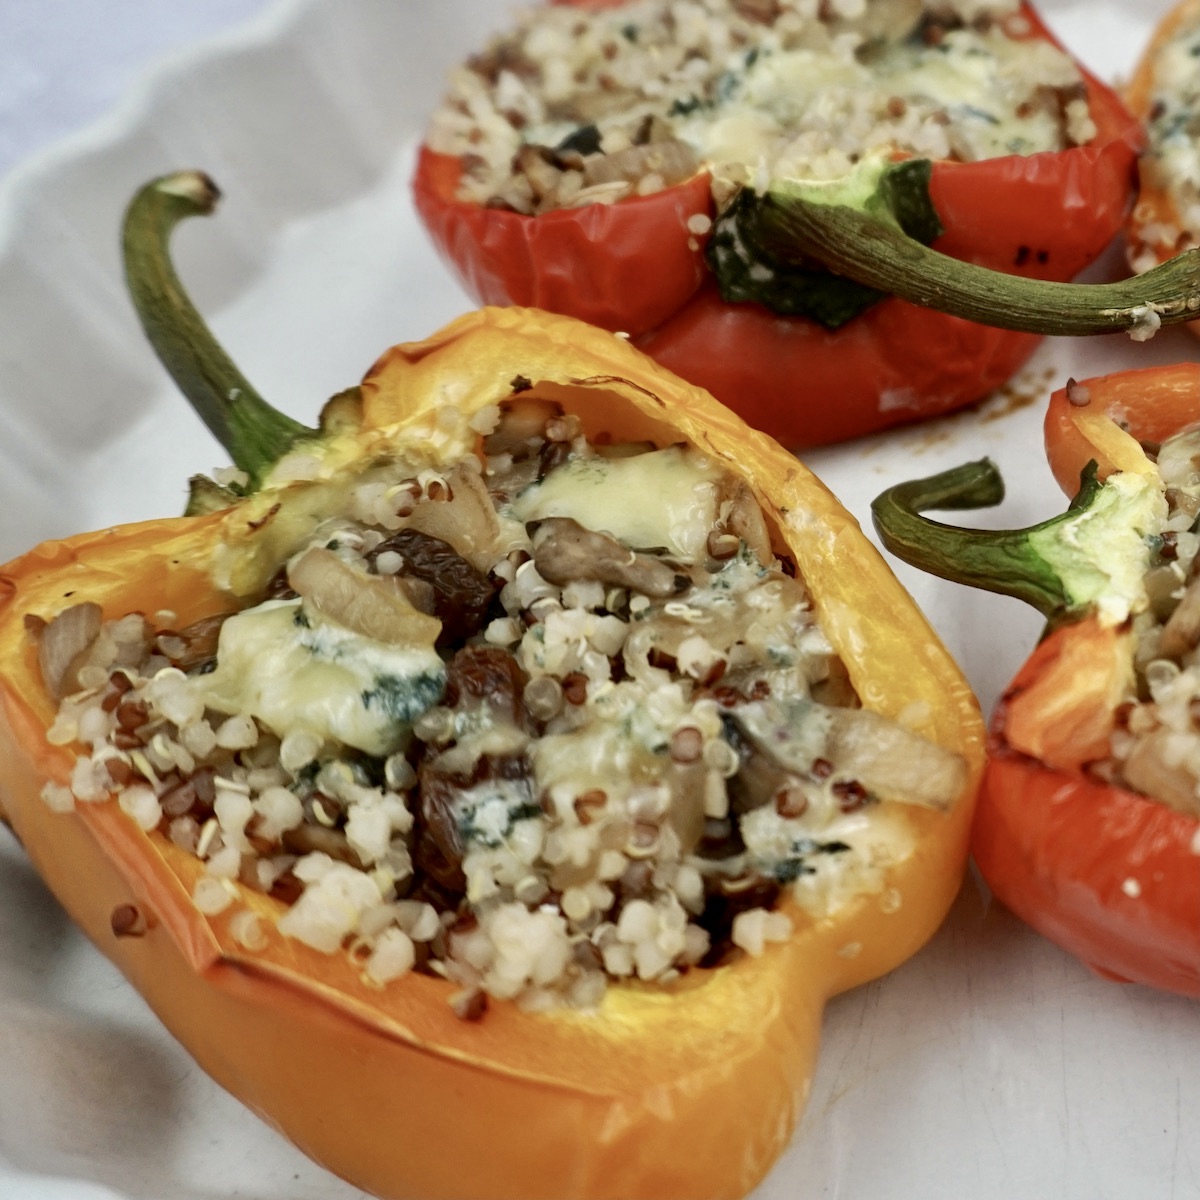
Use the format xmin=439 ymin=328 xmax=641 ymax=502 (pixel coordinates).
xmin=529 ymin=516 xmax=690 ymax=598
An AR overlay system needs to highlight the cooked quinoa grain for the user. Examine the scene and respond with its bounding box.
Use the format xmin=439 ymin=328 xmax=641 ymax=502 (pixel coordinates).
xmin=35 ymin=397 xmax=966 ymax=1014
xmin=1101 ymin=427 xmax=1200 ymax=816
xmin=1128 ymin=6 xmax=1200 ymax=274
xmin=427 ymin=0 xmax=1094 ymax=215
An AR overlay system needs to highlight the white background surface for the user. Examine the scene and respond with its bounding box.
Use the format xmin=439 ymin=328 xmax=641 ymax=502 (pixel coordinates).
xmin=0 ymin=2 xmax=1197 ymax=1199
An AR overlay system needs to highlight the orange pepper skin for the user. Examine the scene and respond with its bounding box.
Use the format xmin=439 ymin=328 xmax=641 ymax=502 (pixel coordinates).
xmin=973 ymin=367 xmax=1200 ymax=998
xmin=0 ymin=309 xmax=983 ymax=1200
xmin=412 ymin=4 xmax=1142 ymax=449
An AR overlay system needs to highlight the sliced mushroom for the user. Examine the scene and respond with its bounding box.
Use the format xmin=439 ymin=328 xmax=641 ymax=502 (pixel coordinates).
xmin=282 ymin=822 xmax=365 ymax=869
xmin=721 ymin=481 xmax=774 ymax=568
xmin=720 ymin=712 xmax=797 ymax=816
xmin=730 ymin=696 xmax=966 ymax=811
xmin=530 ymin=517 xmax=689 ymax=598
xmin=165 ymin=613 xmax=231 ymax=672
xmin=38 ymin=601 xmax=103 ymax=698
xmin=513 ymin=144 xmax=567 ymax=204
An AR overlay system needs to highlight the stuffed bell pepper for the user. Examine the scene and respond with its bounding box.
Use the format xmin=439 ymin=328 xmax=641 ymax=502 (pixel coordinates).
xmin=415 ymin=0 xmax=1151 ymax=447
xmin=0 ymin=172 xmax=984 ymax=1200
xmin=872 ymin=364 xmax=1200 ymax=997
xmin=1125 ymin=0 xmax=1200 ymax=287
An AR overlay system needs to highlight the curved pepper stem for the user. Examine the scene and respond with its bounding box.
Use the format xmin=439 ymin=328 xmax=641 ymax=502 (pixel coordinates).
xmin=122 ymin=171 xmax=316 ymax=490
xmin=717 ymin=158 xmax=1200 ymax=336
xmin=870 ymin=459 xmax=1112 ymax=620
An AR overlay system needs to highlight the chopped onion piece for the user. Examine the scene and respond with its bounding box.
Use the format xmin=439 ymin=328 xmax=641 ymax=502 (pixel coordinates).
xmin=826 ymin=708 xmax=967 ymax=810
xmin=38 ymin=602 xmax=103 ymax=698
xmin=288 ymin=547 xmax=441 ymax=646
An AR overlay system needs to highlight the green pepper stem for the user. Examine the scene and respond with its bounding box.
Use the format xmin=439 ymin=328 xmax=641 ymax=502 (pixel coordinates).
xmin=870 ymin=459 xmax=1099 ymax=618
xmin=122 ymin=171 xmax=316 ymax=489
xmin=760 ymin=186 xmax=1200 ymax=337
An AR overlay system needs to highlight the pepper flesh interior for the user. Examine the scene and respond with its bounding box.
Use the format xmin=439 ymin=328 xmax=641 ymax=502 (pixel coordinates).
xmin=35 ymin=393 xmax=965 ymax=1011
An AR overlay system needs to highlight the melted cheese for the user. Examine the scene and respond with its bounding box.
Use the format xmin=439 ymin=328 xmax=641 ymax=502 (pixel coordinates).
xmin=677 ymin=31 xmax=1079 ymax=174
xmin=196 ymin=599 xmax=446 ymax=756
xmin=509 ymin=446 xmax=722 ymax=560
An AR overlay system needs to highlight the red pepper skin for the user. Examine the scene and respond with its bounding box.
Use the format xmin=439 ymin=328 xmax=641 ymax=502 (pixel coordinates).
xmin=979 ymin=626 xmax=1200 ymax=997
xmin=1043 ymin=362 xmax=1200 ymax=494
xmin=414 ymin=147 xmax=712 ymax=336
xmin=412 ymin=4 xmax=1142 ymax=448
xmin=973 ymin=368 xmax=1200 ymax=997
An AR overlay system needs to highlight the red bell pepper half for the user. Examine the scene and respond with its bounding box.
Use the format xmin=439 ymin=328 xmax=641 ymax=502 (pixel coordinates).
xmin=414 ymin=3 xmax=1147 ymax=448
xmin=870 ymin=367 xmax=1200 ymax=996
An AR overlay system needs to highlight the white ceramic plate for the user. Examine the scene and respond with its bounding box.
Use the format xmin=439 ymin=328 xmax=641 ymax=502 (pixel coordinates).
xmin=1 ymin=2 xmax=1197 ymax=1198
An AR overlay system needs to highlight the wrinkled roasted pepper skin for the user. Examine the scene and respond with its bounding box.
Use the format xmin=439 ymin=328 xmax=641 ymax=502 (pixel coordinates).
xmin=1124 ymin=0 xmax=1200 ymax=288
xmin=976 ymin=365 xmax=1200 ymax=997
xmin=412 ymin=4 xmax=1142 ymax=449
xmin=0 ymin=309 xmax=983 ymax=1200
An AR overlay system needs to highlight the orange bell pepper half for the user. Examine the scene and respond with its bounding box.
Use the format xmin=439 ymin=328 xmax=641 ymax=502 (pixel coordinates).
xmin=0 ymin=173 xmax=983 ymax=1200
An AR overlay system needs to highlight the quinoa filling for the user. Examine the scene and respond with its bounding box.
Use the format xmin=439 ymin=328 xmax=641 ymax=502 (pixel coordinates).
xmin=1129 ymin=10 xmax=1200 ymax=273
xmin=1101 ymin=426 xmax=1200 ymax=817
xmin=35 ymin=397 xmax=965 ymax=1016
xmin=426 ymin=0 xmax=1095 ymax=216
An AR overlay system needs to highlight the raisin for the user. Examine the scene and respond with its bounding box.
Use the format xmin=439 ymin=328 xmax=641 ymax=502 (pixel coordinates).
xmin=367 ymin=529 xmax=499 ymax=645
xmin=444 ymin=644 xmax=529 ymax=723
xmin=698 ymin=874 xmax=781 ymax=967
xmin=414 ymin=767 xmax=469 ymax=893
